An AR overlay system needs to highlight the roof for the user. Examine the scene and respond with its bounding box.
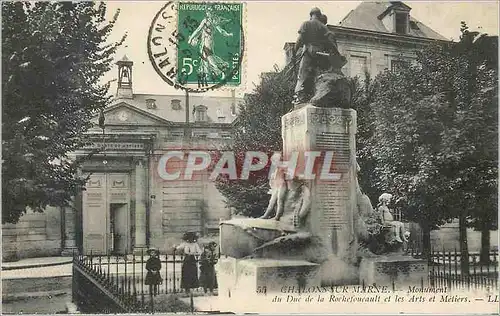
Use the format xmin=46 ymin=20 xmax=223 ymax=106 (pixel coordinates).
xmin=116 ymin=54 xmax=133 ymax=65
xmin=338 ymin=1 xmax=448 ymax=41
xmin=111 ymin=93 xmax=242 ymax=124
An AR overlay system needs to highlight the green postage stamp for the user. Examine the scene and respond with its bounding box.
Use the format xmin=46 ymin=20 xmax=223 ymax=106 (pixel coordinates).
xmin=177 ymin=2 xmax=243 ymax=86
xmin=148 ymin=1 xmax=244 ymax=92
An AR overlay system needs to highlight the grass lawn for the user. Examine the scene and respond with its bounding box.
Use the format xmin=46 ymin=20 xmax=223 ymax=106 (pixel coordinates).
xmin=145 ymin=294 xmax=194 ymax=313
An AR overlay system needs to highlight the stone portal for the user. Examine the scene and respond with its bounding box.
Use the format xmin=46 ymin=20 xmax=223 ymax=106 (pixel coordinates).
xmin=82 ymin=173 xmax=131 ymax=255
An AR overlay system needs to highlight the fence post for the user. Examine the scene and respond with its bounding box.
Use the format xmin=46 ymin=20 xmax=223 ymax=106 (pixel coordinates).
xmin=116 ymin=255 xmax=119 ymax=292
xmin=107 ymin=252 xmax=111 ymax=284
xmin=124 ymin=254 xmax=128 ymax=296
xmin=447 ymin=251 xmax=452 ymax=289
xmin=165 ymin=253 xmax=168 ymax=294
xmin=98 ymin=255 xmax=102 ymax=277
xmin=133 ymin=253 xmax=137 ymax=298
xmin=492 ymin=251 xmax=498 ymax=289
xmin=141 ymin=249 xmax=145 ymax=308
xmin=173 ymin=249 xmax=177 ymax=294
xmin=72 ymin=252 xmax=77 ymax=304
xmin=472 ymin=255 xmax=477 ymax=289
xmin=429 ymin=248 xmax=435 ymax=287
xmin=190 ymin=291 xmax=194 ymax=313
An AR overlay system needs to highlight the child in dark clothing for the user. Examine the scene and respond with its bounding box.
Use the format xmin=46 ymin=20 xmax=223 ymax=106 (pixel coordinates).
xmin=199 ymin=241 xmax=218 ymax=294
xmin=145 ymin=248 xmax=162 ymax=296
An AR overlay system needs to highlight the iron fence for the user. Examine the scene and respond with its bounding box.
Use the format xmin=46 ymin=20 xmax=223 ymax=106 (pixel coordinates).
xmin=406 ymin=245 xmax=499 ymax=291
xmin=72 ymin=249 xmax=220 ymax=313
xmin=72 ymin=245 xmax=499 ymax=313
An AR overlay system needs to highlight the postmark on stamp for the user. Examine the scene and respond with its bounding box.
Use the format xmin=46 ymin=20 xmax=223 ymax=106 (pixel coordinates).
xmin=148 ymin=1 xmax=244 ymax=93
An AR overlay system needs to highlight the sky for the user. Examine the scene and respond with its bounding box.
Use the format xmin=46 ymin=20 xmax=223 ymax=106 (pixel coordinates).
xmin=102 ymin=1 xmax=499 ymax=98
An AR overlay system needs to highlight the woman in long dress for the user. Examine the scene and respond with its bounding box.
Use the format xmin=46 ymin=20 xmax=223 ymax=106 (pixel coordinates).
xmin=175 ymin=232 xmax=202 ymax=294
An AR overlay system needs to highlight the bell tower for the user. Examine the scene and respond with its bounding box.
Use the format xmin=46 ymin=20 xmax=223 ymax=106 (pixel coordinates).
xmin=116 ymin=55 xmax=134 ymax=99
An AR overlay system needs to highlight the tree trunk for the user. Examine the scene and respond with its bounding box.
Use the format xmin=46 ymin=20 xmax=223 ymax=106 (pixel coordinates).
xmin=479 ymin=220 xmax=491 ymax=264
xmin=458 ymin=212 xmax=469 ymax=277
xmin=421 ymin=222 xmax=431 ymax=259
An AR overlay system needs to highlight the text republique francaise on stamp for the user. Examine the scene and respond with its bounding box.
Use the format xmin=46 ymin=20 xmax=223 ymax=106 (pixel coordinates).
xmin=148 ymin=1 xmax=244 ymax=92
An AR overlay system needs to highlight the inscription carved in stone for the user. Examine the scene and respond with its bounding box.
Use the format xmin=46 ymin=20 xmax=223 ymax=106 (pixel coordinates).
xmin=283 ymin=112 xmax=305 ymax=129
xmin=83 ymin=142 xmax=145 ymax=150
xmin=309 ymin=111 xmax=352 ymax=133
xmin=317 ymin=180 xmax=350 ymax=230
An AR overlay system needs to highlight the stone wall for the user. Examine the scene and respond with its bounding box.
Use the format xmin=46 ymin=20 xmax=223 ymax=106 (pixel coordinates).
xmin=336 ymin=36 xmax=419 ymax=79
xmin=283 ymin=33 xmax=425 ymax=80
xmin=430 ymin=221 xmax=499 ymax=252
xmin=2 ymin=206 xmax=62 ymax=261
xmin=149 ymin=148 xmax=231 ymax=253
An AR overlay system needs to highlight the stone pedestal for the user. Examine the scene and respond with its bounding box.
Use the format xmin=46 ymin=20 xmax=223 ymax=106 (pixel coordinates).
xmin=281 ymin=104 xmax=357 ymax=263
xmin=359 ymin=255 xmax=429 ymax=287
xmin=216 ymin=257 xmax=320 ymax=301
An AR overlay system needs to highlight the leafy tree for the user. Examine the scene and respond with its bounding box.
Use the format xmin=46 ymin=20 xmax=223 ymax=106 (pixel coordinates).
xmin=369 ymin=23 xmax=498 ymax=268
xmin=214 ymin=68 xmax=295 ymax=217
xmin=350 ymin=73 xmax=380 ymax=203
xmin=369 ymin=67 xmax=456 ymax=259
xmin=2 ymin=2 xmax=125 ymax=224
xmin=432 ymin=24 xmax=498 ymax=264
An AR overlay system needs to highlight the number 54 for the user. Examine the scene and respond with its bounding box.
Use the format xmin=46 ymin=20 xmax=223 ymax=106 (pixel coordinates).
xmin=182 ymin=58 xmax=198 ymax=76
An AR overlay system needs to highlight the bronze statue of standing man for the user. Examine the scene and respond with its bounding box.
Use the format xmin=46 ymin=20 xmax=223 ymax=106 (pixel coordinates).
xmin=292 ymin=8 xmax=350 ymax=108
xmin=292 ymin=8 xmax=330 ymax=105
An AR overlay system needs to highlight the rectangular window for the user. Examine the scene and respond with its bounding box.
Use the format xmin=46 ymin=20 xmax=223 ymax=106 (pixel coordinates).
xmin=195 ymin=110 xmax=207 ymax=122
xmin=391 ymin=60 xmax=410 ymax=72
xmin=395 ymin=12 xmax=408 ymax=34
xmin=146 ymin=99 xmax=156 ymax=109
xmin=170 ymin=130 xmax=184 ymax=138
xmin=349 ymin=55 xmax=368 ymax=79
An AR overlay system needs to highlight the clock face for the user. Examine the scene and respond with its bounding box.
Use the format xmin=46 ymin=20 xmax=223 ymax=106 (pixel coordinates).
xmin=118 ymin=111 xmax=129 ymax=121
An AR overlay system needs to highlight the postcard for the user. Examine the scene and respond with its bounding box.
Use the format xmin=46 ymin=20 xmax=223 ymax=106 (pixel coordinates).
xmin=2 ymin=1 xmax=498 ymax=315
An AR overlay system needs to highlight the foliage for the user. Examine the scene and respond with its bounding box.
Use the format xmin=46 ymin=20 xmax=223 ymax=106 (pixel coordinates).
xmin=2 ymin=2 xmax=125 ymax=223
xmin=214 ymin=68 xmax=295 ymax=217
xmin=153 ymin=294 xmax=193 ymax=313
xmin=349 ymin=73 xmax=381 ymax=204
xmin=369 ymin=22 xmax=498 ymax=242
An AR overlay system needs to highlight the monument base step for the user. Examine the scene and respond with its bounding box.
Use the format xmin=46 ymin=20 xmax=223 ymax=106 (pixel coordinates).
xmin=216 ymin=257 xmax=321 ymax=300
xmin=359 ymin=255 xmax=429 ymax=287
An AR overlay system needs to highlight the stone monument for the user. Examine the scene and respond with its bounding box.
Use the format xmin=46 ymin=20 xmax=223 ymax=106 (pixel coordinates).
xmin=216 ymin=7 xmax=428 ymax=306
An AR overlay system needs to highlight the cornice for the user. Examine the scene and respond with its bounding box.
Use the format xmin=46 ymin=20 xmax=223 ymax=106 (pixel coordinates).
xmin=330 ymin=26 xmax=449 ymax=48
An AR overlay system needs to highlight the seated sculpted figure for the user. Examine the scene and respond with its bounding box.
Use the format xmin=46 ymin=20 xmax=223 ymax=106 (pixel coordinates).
xmin=377 ymin=193 xmax=406 ymax=244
